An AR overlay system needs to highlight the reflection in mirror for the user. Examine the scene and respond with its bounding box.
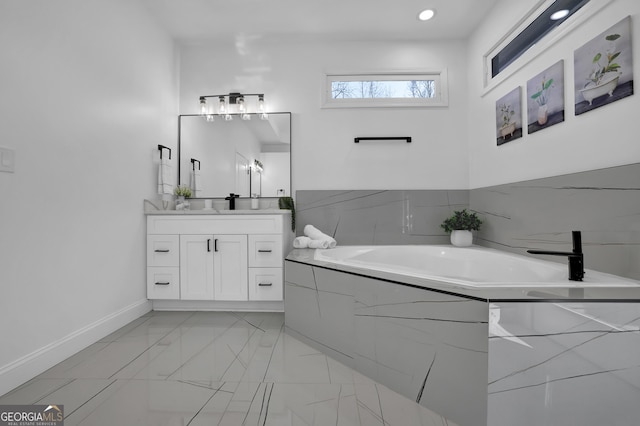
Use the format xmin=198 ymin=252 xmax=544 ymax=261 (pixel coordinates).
xmin=179 ymin=113 xmax=291 ymax=198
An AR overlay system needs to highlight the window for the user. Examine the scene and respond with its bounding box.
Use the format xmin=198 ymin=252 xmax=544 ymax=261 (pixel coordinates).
xmin=322 ymin=71 xmax=448 ymax=108
xmin=491 ymin=0 xmax=591 ymax=78
xmin=483 ymin=0 xmax=607 ymax=89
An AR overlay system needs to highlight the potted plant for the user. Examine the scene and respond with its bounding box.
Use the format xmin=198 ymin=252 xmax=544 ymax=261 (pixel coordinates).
xmin=441 ymin=209 xmax=482 ymax=247
xmin=530 ymin=76 xmax=554 ymax=125
xmin=278 ymin=196 xmax=295 ymax=232
xmin=174 ymin=185 xmax=192 ymax=210
xmin=581 ymin=33 xmax=622 ymax=105
xmin=498 ymin=103 xmax=516 ymax=140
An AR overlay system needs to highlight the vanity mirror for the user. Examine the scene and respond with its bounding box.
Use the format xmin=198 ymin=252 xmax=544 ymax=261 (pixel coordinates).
xmin=178 ymin=112 xmax=291 ymax=198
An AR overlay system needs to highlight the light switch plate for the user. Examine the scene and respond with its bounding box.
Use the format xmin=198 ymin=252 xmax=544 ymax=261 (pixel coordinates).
xmin=0 ymin=146 xmax=15 ymax=173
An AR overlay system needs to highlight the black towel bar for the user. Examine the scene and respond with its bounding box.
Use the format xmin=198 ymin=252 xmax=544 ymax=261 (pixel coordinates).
xmin=354 ymin=137 xmax=412 ymax=143
xmin=191 ymin=158 xmax=201 ymax=170
xmin=158 ymin=144 xmax=172 ymax=159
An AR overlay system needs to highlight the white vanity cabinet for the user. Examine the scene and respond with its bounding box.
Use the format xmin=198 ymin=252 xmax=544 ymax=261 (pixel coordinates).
xmin=146 ymin=213 xmax=290 ymax=310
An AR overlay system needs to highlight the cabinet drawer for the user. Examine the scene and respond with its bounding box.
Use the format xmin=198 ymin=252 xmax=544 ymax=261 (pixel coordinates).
xmin=147 ymin=267 xmax=180 ymax=299
xmin=147 ymin=235 xmax=179 ymax=267
xmin=248 ymin=235 xmax=282 ymax=268
xmin=249 ymin=268 xmax=283 ymax=301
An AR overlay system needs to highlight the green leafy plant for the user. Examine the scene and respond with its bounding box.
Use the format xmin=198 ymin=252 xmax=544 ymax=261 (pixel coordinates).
xmin=174 ymin=185 xmax=192 ymax=198
xmin=586 ymin=33 xmax=621 ymax=87
xmin=278 ymin=196 xmax=295 ymax=232
xmin=530 ymin=77 xmax=554 ymax=106
xmin=441 ymin=209 xmax=482 ymax=233
xmin=498 ymin=103 xmax=515 ymax=128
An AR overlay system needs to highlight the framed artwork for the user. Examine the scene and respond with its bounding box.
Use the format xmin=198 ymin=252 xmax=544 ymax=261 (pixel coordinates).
xmin=527 ymin=60 xmax=564 ymax=134
xmin=574 ymin=16 xmax=634 ymax=115
xmin=496 ymin=87 xmax=522 ymax=146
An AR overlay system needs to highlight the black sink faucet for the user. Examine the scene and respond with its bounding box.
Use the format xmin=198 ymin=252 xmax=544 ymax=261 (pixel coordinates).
xmin=527 ymin=231 xmax=585 ymax=281
xmin=225 ymin=193 xmax=239 ymax=210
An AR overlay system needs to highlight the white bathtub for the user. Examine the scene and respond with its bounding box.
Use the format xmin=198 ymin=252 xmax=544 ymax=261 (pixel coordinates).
xmin=313 ymin=245 xmax=640 ymax=288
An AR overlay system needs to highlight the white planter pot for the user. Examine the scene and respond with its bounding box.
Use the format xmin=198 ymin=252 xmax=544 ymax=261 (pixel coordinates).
xmin=537 ymin=104 xmax=548 ymax=125
xmin=450 ymin=230 xmax=473 ymax=247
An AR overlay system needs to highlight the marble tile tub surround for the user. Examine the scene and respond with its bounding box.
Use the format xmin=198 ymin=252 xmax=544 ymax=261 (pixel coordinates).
xmin=296 ymin=162 xmax=640 ymax=280
xmin=295 ymin=190 xmax=469 ymax=245
xmin=285 ymin=259 xmax=488 ymax=426
xmin=488 ymin=302 xmax=640 ymax=426
xmin=0 ymin=311 xmax=457 ymax=426
xmin=471 ymin=162 xmax=640 ymax=281
xmin=285 ymin=253 xmax=640 ymax=426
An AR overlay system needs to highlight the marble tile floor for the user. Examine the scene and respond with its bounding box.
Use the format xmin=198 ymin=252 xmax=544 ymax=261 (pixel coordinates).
xmin=0 ymin=311 xmax=458 ymax=425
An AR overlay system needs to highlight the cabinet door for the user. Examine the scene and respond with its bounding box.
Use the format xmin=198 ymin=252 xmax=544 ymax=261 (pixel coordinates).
xmin=180 ymin=235 xmax=214 ymax=300
xmin=213 ymin=234 xmax=248 ymax=301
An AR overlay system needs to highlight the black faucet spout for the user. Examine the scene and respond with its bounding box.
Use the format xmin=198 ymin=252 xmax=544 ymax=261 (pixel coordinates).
xmin=527 ymin=231 xmax=585 ymax=281
xmin=225 ymin=193 xmax=240 ymax=210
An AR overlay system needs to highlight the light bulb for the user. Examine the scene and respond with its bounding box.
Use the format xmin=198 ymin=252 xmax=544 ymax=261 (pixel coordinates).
xmin=258 ymin=95 xmax=265 ymax=112
xmin=237 ymin=97 xmax=245 ymax=113
xmin=199 ymin=97 xmax=207 ymax=115
xmin=205 ymin=114 xmax=214 ymax=122
xmin=218 ymin=96 xmax=226 ymax=114
xmin=241 ymin=113 xmax=251 ymax=121
xmin=224 ymin=113 xmax=233 ymax=121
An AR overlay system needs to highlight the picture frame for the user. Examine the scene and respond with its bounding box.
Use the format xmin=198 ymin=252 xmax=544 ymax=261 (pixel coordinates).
xmin=526 ymin=60 xmax=564 ymax=134
xmin=574 ymin=16 xmax=634 ymax=115
xmin=496 ymin=87 xmax=522 ymax=146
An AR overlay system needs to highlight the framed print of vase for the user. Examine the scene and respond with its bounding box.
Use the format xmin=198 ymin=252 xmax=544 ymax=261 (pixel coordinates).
xmin=527 ymin=60 xmax=564 ymax=134
xmin=574 ymin=16 xmax=634 ymax=116
xmin=496 ymin=87 xmax=522 ymax=146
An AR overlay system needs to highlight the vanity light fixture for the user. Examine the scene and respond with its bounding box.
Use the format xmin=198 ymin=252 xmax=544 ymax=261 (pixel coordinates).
xmin=198 ymin=92 xmax=268 ymax=121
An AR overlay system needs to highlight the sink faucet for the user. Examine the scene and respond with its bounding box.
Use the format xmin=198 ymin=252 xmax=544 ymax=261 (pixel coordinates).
xmin=527 ymin=231 xmax=584 ymax=281
xmin=225 ymin=193 xmax=239 ymax=210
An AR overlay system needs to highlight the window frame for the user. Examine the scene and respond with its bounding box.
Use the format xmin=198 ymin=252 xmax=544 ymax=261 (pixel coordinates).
xmin=321 ymin=70 xmax=449 ymax=108
xmin=482 ymin=0 xmax=612 ymax=93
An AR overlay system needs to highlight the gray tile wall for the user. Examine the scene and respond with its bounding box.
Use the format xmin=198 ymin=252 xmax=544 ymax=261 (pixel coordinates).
xmin=294 ymin=163 xmax=640 ymax=280
xmin=284 ymin=260 xmax=488 ymax=426
xmin=472 ymin=163 xmax=640 ymax=280
xmin=295 ymin=190 xmax=468 ymax=245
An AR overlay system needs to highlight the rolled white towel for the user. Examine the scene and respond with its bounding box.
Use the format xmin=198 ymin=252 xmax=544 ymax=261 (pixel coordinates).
xmin=308 ymin=239 xmax=330 ymax=249
xmin=293 ymin=236 xmax=330 ymax=249
xmin=293 ymin=236 xmax=311 ymax=248
xmin=303 ymin=225 xmax=337 ymax=248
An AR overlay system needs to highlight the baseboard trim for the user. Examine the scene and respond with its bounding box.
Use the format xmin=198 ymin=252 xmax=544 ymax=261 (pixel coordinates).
xmin=0 ymin=299 xmax=152 ymax=397
xmin=152 ymin=300 xmax=284 ymax=312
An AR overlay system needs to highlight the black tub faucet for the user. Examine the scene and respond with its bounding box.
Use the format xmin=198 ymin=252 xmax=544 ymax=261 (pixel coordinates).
xmin=527 ymin=231 xmax=584 ymax=281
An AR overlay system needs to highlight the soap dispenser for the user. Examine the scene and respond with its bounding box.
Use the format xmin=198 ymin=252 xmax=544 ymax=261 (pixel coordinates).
xmin=225 ymin=193 xmax=239 ymax=210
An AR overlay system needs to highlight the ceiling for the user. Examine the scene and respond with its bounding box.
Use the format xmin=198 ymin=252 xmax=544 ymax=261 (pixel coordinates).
xmin=140 ymin=0 xmax=500 ymax=43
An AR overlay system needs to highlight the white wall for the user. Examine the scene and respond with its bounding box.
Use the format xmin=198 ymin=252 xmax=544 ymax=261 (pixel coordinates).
xmin=0 ymin=0 xmax=177 ymax=394
xmin=467 ymin=0 xmax=640 ymax=188
xmin=178 ymin=38 xmax=470 ymax=192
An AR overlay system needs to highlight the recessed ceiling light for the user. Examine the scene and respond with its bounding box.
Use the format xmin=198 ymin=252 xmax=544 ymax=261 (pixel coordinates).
xmin=418 ymin=9 xmax=435 ymax=21
xmin=550 ymin=9 xmax=570 ymax=20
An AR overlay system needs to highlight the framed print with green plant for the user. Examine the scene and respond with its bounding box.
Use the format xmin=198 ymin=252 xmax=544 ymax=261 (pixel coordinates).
xmin=496 ymin=87 xmax=522 ymax=146
xmin=527 ymin=60 xmax=564 ymax=134
xmin=574 ymin=16 xmax=634 ymax=115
